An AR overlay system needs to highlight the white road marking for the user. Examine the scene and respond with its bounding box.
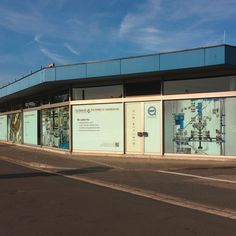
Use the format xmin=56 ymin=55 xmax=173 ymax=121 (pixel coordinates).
xmin=1 ymin=155 xmax=236 ymax=220
xmin=155 ymin=170 xmax=236 ymax=184
xmin=29 ymin=162 xmax=78 ymax=170
xmin=62 ymin=175 xmax=236 ymax=220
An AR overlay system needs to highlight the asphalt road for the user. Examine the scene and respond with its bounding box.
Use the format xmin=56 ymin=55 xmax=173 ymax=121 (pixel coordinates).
xmin=1 ymin=144 xmax=236 ymax=235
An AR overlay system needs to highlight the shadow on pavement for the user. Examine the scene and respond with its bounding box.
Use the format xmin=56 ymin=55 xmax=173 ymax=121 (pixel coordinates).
xmin=0 ymin=144 xmax=15 ymax=147
xmin=0 ymin=166 xmax=113 ymax=180
xmin=180 ymin=166 xmax=236 ymax=171
xmin=57 ymin=166 xmax=113 ymax=175
xmin=0 ymin=172 xmax=55 ymax=179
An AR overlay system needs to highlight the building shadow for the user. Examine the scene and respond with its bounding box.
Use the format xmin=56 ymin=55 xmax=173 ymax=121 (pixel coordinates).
xmin=57 ymin=166 xmax=113 ymax=175
xmin=0 ymin=166 xmax=113 ymax=180
xmin=0 ymin=171 xmax=55 ymax=179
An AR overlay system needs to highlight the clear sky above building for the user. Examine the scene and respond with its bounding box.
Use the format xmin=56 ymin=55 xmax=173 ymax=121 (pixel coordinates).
xmin=0 ymin=0 xmax=236 ymax=86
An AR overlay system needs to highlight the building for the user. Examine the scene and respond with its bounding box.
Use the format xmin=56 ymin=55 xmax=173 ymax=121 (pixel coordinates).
xmin=1 ymin=44 xmax=236 ymax=158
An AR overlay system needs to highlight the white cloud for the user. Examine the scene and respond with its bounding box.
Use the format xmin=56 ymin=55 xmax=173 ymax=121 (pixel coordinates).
xmin=0 ymin=2 xmax=67 ymax=39
xmin=33 ymin=34 xmax=53 ymax=47
xmin=117 ymin=0 xmax=236 ymax=53
xmin=119 ymin=0 xmax=162 ymax=37
xmin=64 ymin=42 xmax=79 ymax=56
xmin=168 ymin=0 xmax=236 ymax=21
xmin=34 ymin=35 xmax=42 ymax=44
xmin=118 ymin=0 xmax=163 ymax=52
xmin=40 ymin=48 xmax=69 ymax=65
xmin=0 ymin=6 xmax=45 ymax=35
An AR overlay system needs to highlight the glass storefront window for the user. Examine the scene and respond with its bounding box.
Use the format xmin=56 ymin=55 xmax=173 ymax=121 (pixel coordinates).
xmin=72 ymin=103 xmax=124 ymax=152
xmin=72 ymin=85 xmax=123 ymax=100
xmin=42 ymin=96 xmax=50 ymax=105
xmin=41 ymin=106 xmax=69 ymax=149
xmin=8 ymin=113 xmax=22 ymax=143
xmin=24 ymin=99 xmax=41 ymax=108
xmin=50 ymin=91 xmax=69 ymax=103
xmin=163 ymin=76 xmax=236 ymax=95
xmin=0 ymin=115 xmax=7 ymax=141
xmin=72 ymin=88 xmax=83 ymax=100
xmin=125 ymin=80 xmax=161 ymax=97
xmin=41 ymin=89 xmax=69 ymax=105
xmin=125 ymin=101 xmax=161 ymax=154
xmin=225 ymin=97 xmax=236 ymax=156
xmin=10 ymin=101 xmax=22 ymax=110
xmin=23 ymin=111 xmax=38 ymax=145
xmin=0 ymin=103 xmax=9 ymax=113
xmin=164 ymin=97 xmax=236 ymax=156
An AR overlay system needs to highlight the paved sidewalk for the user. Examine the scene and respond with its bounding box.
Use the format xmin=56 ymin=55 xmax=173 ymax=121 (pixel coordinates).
xmin=1 ymin=143 xmax=236 ymax=172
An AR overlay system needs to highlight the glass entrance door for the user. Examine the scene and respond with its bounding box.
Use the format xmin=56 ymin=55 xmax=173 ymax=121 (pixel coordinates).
xmin=125 ymin=101 xmax=161 ymax=154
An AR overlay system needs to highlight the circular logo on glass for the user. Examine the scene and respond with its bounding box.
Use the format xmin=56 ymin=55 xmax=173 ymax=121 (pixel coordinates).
xmin=148 ymin=106 xmax=156 ymax=116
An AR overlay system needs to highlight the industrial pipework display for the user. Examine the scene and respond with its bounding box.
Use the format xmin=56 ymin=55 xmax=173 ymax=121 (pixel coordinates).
xmin=172 ymin=98 xmax=225 ymax=155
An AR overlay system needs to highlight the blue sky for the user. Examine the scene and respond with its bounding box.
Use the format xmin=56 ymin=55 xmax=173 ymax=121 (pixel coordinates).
xmin=1 ymin=0 xmax=236 ymax=86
